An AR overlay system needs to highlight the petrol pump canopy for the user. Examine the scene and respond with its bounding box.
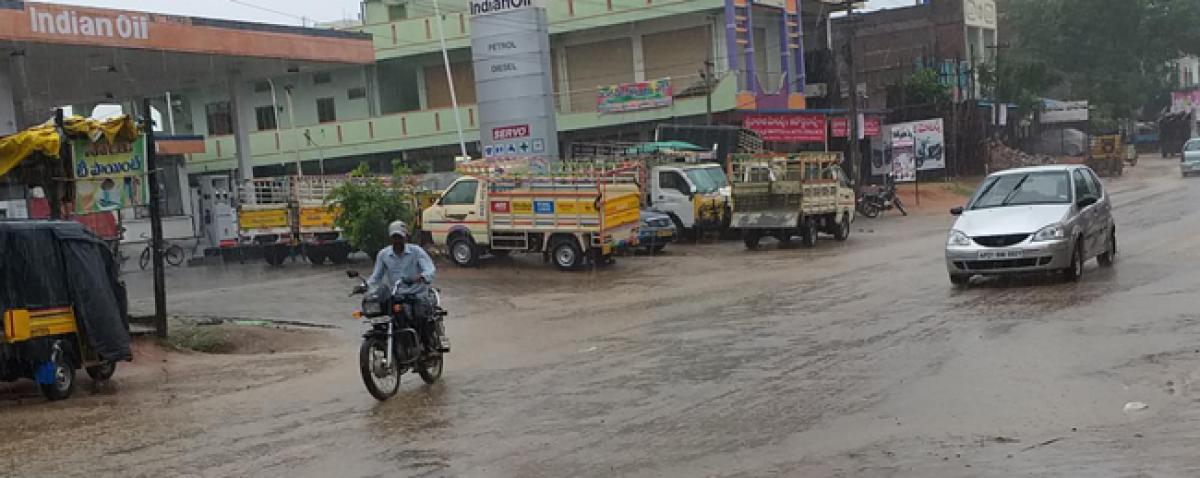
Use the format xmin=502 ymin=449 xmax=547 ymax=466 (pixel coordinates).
xmin=0 ymin=1 xmax=375 ymax=120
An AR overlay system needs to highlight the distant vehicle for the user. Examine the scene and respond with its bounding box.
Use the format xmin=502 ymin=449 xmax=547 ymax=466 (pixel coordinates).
xmin=857 ymin=178 xmax=907 ymax=218
xmin=422 ymin=164 xmax=641 ymax=271
xmin=731 ymin=153 xmax=856 ymax=250
xmin=1181 ymin=138 xmax=1200 ymax=177
xmin=637 ymin=210 xmax=675 ymax=253
xmin=946 ymin=165 xmax=1115 ymax=286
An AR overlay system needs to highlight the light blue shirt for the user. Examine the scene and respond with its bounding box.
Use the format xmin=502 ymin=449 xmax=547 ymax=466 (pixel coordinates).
xmin=368 ymin=243 xmax=436 ymax=295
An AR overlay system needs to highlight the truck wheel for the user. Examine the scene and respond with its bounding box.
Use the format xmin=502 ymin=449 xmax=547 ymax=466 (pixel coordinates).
xmin=449 ymin=236 xmax=479 ymax=268
xmin=264 ymin=246 xmax=287 ymax=266
xmin=834 ymin=213 xmax=851 ymax=241
xmin=550 ymin=238 xmax=583 ymax=271
xmin=801 ymin=218 xmax=819 ymax=247
xmin=329 ymin=245 xmax=352 ymax=264
xmin=306 ymin=249 xmax=327 ymax=265
xmin=743 ymin=231 xmax=762 ymax=250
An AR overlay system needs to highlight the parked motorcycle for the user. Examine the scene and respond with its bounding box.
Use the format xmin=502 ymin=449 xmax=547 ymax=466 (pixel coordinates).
xmin=347 ymin=270 xmax=449 ymax=401
xmin=856 ymin=181 xmax=908 ymax=218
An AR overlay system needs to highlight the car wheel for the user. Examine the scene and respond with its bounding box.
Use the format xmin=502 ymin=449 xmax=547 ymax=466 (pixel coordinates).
xmin=1063 ymin=239 xmax=1084 ymax=282
xmin=949 ymin=273 xmax=970 ymax=288
xmin=1098 ymin=228 xmax=1116 ymax=267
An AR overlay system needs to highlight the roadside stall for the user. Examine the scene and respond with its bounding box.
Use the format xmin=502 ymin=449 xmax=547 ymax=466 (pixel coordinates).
xmin=0 ymin=114 xmax=141 ymax=252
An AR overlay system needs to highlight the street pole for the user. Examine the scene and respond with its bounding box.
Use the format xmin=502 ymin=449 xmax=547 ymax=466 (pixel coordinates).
xmin=703 ymin=60 xmax=715 ymax=125
xmin=845 ymin=1 xmax=860 ymax=188
xmin=432 ymin=0 xmax=469 ymax=159
xmin=142 ymin=98 xmax=167 ymax=338
xmin=284 ymin=85 xmax=302 ymax=177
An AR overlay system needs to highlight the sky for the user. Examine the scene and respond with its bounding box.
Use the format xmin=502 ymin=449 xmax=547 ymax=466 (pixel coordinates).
xmin=37 ymin=0 xmax=918 ymax=25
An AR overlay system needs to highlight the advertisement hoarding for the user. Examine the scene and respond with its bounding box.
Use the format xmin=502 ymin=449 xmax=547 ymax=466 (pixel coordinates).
xmin=832 ymin=115 xmax=882 ymax=138
xmin=596 ymin=78 xmax=673 ymax=114
xmin=743 ymin=113 xmax=826 ymax=143
xmin=72 ymin=135 xmax=148 ymax=213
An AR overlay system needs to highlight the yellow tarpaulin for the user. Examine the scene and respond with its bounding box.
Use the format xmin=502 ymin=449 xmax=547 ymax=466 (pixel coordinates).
xmin=0 ymin=115 xmax=139 ymax=179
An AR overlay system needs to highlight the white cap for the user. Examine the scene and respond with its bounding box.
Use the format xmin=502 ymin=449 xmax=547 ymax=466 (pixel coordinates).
xmin=388 ymin=220 xmax=409 ymax=238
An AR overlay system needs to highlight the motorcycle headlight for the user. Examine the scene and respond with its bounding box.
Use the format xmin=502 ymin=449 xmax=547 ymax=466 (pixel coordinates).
xmin=947 ymin=230 xmax=972 ymax=246
xmin=1032 ymin=224 xmax=1066 ymax=242
xmin=361 ymin=297 xmax=385 ymax=317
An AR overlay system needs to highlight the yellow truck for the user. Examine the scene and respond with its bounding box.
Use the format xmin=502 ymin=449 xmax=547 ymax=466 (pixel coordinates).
xmin=293 ymin=176 xmax=352 ymax=264
xmin=731 ymin=152 xmax=856 ymax=250
xmin=237 ymin=176 xmax=351 ymax=266
xmin=238 ymin=178 xmax=294 ymax=266
xmin=422 ymin=165 xmax=641 ymax=270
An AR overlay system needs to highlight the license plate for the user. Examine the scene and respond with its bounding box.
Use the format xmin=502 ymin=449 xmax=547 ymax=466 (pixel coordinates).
xmin=657 ymin=230 xmax=673 ymax=237
xmin=978 ymin=250 xmax=1024 ymax=260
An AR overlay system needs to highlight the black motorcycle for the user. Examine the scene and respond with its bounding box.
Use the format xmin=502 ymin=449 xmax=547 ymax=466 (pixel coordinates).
xmin=348 ymin=271 xmax=449 ymax=401
xmin=856 ymin=180 xmax=908 ymax=218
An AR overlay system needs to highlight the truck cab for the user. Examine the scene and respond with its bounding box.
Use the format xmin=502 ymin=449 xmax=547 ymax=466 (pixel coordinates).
xmin=646 ymin=163 xmax=729 ymax=237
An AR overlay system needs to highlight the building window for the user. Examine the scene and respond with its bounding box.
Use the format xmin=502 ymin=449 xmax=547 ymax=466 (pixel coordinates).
xmin=205 ymin=101 xmax=233 ymax=135
xmin=348 ymin=87 xmax=367 ymax=100
xmin=317 ymin=97 xmax=337 ymax=123
xmin=253 ymin=81 xmax=272 ymax=93
xmin=313 ymin=72 xmax=332 ymax=85
xmin=388 ymin=4 xmax=406 ymax=21
xmin=255 ymin=105 xmax=278 ymax=131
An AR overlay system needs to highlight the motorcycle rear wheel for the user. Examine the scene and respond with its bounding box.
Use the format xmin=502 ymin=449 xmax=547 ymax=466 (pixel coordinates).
xmin=360 ymin=337 xmax=400 ymax=401
xmin=417 ymin=354 xmax=444 ymax=384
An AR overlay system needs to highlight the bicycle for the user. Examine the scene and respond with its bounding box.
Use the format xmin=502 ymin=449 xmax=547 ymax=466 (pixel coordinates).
xmin=138 ymin=235 xmax=186 ymax=270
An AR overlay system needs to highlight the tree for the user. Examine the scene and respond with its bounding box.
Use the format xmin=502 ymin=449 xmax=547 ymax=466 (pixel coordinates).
xmin=328 ymin=163 xmax=415 ymax=257
xmin=1007 ymin=0 xmax=1200 ymax=118
xmin=900 ymin=68 xmax=952 ymax=106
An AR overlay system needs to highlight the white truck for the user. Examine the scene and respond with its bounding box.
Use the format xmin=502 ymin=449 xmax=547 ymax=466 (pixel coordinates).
xmin=421 ymin=164 xmax=641 ymax=271
xmin=731 ymin=153 xmax=856 ymax=250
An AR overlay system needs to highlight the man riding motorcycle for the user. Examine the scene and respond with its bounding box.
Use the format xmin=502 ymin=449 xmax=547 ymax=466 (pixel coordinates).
xmin=359 ymin=220 xmax=447 ymax=351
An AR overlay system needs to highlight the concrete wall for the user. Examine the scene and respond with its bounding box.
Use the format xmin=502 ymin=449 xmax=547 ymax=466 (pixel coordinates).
xmin=179 ymin=66 xmax=372 ymax=138
xmin=0 ymin=60 xmax=17 ymax=135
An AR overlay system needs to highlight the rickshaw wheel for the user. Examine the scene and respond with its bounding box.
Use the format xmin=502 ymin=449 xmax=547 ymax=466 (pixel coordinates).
xmin=40 ymin=348 xmax=76 ymax=401
xmin=87 ymin=362 xmax=117 ymax=381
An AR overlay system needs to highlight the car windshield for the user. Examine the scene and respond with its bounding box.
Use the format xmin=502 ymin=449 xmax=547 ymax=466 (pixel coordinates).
xmin=685 ymin=169 xmax=720 ymax=194
xmin=1185 ymin=140 xmax=1200 ymax=152
xmin=969 ymin=171 xmax=1072 ymax=209
xmin=703 ymin=166 xmax=729 ymax=189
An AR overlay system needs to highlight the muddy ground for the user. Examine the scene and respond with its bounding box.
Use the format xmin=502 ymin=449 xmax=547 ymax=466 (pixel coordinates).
xmin=4 ymin=156 xmax=1200 ymax=477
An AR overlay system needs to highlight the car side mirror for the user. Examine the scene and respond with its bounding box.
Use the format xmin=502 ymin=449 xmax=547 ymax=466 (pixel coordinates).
xmin=436 ymin=197 xmax=444 ymax=206
xmin=950 ymin=207 xmax=964 ymax=216
xmin=1077 ymin=196 xmax=1098 ymax=208
xmin=346 ymin=270 xmax=360 ymax=278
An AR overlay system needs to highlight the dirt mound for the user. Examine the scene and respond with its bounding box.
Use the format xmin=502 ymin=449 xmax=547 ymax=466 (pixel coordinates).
xmin=166 ymin=323 xmax=337 ymax=355
xmin=988 ymin=140 xmax=1082 ymax=171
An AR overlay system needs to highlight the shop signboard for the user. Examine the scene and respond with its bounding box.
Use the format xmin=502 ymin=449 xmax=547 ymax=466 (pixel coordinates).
xmin=832 ymin=115 xmax=882 ymax=138
xmin=596 ymin=78 xmax=673 ymax=114
xmin=743 ymin=113 xmax=826 ymax=143
xmin=72 ymin=135 xmax=147 ymax=213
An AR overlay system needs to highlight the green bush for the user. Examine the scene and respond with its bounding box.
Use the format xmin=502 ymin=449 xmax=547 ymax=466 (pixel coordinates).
xmin=328 ymin=163 xmax=415 ymax=256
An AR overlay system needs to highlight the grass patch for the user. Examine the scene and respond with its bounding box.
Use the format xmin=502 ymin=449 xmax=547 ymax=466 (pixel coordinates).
xmin=942 ymin=178 xmax=983 ymax=198
xmin=166 ymin=324 xmax=236 ymax=354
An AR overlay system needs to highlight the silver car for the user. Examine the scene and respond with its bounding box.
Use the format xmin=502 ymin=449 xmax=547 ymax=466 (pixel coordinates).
xmin=1182 ymin=138 xmax=1200 ymax=177
xmin=945 ymin=165 xmax=1116 ymax=286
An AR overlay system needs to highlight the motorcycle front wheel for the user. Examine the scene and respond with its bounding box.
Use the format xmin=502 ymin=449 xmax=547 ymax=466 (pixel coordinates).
xmin=858 ymin=202 xmax=880 ymax=218
xmin=360 ymin=337 xmax=400 ymax=401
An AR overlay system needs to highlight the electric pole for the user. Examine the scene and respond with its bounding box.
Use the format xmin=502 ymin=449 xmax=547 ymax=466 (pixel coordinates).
xmin=841 ymin=1 xmax=861 ymax=188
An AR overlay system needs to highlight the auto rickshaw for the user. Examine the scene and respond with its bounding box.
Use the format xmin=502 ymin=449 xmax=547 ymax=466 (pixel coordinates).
xmin=0 ymin=221 xmax=131 ymax=401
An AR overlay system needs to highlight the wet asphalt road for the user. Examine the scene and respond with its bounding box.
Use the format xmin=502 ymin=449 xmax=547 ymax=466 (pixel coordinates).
xmin=7 ymin=156 xmax=1200 ymax=477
